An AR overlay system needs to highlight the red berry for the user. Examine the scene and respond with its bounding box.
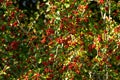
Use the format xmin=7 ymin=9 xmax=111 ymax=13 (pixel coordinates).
xmin=1 ymin=25 xmax=5 ymax=31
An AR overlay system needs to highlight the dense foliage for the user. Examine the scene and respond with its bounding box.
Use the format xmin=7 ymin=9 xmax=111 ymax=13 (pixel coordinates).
xmin=0 ymin=0 xmax=120 ymax=80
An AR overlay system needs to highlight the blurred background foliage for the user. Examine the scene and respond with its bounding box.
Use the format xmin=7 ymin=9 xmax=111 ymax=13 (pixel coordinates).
xmin=0 ymin=0 xmax=120 ymax=80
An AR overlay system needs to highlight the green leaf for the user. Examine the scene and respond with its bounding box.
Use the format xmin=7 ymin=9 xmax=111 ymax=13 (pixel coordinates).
xmin=64 ymin=3 xmax=70 ymax=8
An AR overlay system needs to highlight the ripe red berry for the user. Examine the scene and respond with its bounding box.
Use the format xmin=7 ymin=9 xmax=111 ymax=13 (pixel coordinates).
xmin=1 ymin=25 xmax=5 ymax=31
xmin=10 ymin=41 xmax=19 ymax=50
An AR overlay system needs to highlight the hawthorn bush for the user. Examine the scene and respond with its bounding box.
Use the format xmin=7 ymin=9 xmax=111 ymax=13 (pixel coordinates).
xmin=0 ymin=0 xmax=120 ymax=80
